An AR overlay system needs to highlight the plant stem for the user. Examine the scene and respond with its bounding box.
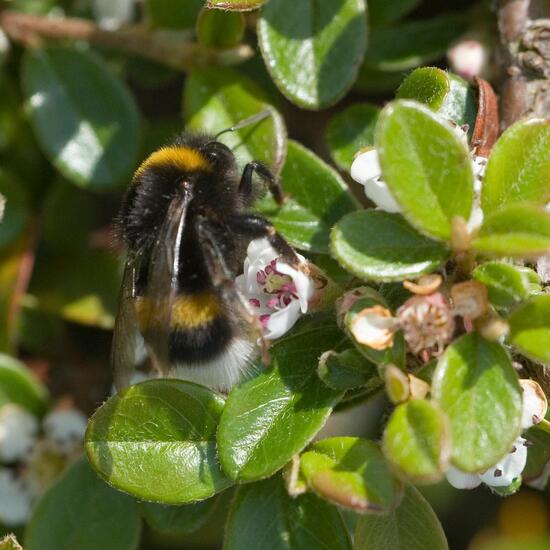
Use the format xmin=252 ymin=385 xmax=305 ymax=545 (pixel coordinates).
xmin=0 ymin=10 xmax=253 ymax=70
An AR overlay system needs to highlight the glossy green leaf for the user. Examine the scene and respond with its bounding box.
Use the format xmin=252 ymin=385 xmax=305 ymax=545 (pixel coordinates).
xmin=326 ymin=104 xmax=380 ymax=172
xmin=509 ymin=295 xmax=550 ymax=364
xmin=355 ymin=483 xmax=448 ymax=550
xmin=382 ymin=400 xmax=450 ymax=483
xmin=317 ymin=348 xmax=381 ymax=392
xmin=368 ymin=0 xmax=420 ymax=26
xmin=41 ymin=180 xmax=97 ymax=253
xmin=376 ymin=100 xmax=474 ymax=240
xmin=397 ymin=68 xmax=476 ymax=131
xmin=0 ymin=353 xmax=48 ymax=415
xmin=473 ymin=204 xmax=550 ymax=258
xmin=432 ymin=333 xmax=522 ymax=472
xmin=524 ymin=424 xmax=550 ymax=485
xmin=225 ymin=476 xmax=352 ymax=550
xmin=331 ymin=211 xmax=449 ymax=281
xmin=197 ymin=8 xmax=245 ymax=49
xmin=300 ymin=437 xmax=400 ymax=513
xmin=22 ymin=47 xmax=140 ymax=190
xmin=473 ymin=261 xmax=539 ymax=309
xmin=256 ymin=140 xmax=359 ymax=253
xmin=185 ymin=67 xmax=287 ymax=171
xmin=86 ymin=379 xmax=232 ymax=503
xmin=146 ymin=0 xmax=203 ymax=28
xmin=207 ymin=0 xmax=266 ymax=10
xmin=362 ymin=14 xmax=467 ymax=73
xmin=217 ymin=320 xmax=345 ymax=481
xmin=29 ymin=250 xmax=120 ymax=329
xmin=0 ymin=170 xmax=30 ymax=250
xmin=140 ymin=498 xmax=218 ymax=536
xmin=481 ymin=119 xmax=550 ymax=214
xmin=257 ymin=0 xmax=367 ymax=109
xmin=25 ymin=459 xmax=141 ymax=550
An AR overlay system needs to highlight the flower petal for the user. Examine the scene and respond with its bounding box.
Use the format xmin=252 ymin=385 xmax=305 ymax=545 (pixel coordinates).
xmin=479 ymin=437 xmax=527 ymax=487
xmin=446 ymin=465 xmax=482 ymax=490
xmin=276 ymin=261 xmax=314 ymax=313
xmin=351 ymin=148 xmax=381 ymax=184
xmin=0 ymin=468 xmax=33 ymax=526
xmin=264 ymin=300 xmax=302 ymax=340
xmin=520 ymin=379 xmax=548 ymax=430
xmin=43 ymin=408 xmax=87 ymax=455
xmin=363 ymin=177 xmax=401 ymax=213
xmin=0 ymin=405 xmax=38 ymax=463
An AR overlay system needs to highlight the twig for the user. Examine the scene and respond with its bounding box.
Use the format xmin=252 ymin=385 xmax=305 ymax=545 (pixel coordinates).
xmin=497 ymin=0 xmax=550 ymax=129
xmin=0 ymin=10 xmax=254 ymax=70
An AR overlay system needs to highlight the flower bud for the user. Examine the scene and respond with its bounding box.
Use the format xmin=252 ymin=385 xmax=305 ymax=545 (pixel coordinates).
xmin=349 ymin=305 xmax=397 ymax=351
xmin=403 ymin=274 xmax=442 ymax=296
xmin=520 ymin=379 xmax=548 ymax=430
xmin=451 ymin=280 xmax=489 ymax=320
xmin=384 ymin=364 xmax=410 ymax=404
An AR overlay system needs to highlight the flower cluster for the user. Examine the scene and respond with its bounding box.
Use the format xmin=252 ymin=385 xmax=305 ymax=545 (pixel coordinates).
xmin=0 ymin=403 xmax=87 ymax=526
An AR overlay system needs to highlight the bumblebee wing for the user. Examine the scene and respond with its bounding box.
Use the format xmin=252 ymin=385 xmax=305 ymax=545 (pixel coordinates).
xmin=112 ymin=253 xmax=142 ymax=393
xmin=144 ymin=183 xmax=194 ymax=374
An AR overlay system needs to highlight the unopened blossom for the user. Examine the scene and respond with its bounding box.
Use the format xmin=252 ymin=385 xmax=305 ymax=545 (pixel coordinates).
xmin=0 ymin=469 xmax=33 ymax=526
xmin=349 ymin=305 xmax=397 ymax=351
xmin=451 ymin=280 xmax=489 ymax=320
xmin=403 ymin=274 xmax=442 ymax=296
xmin=236 ymin=238 xmax=314 ymax=340
xmin=43 ymin=408 xmax=87 ymax=455
xmin=397 ymin=293 xmax=455 ymax=356
xmin=520 ymin=379 xmax=547 ymax=430
xmin=448 ymin=37 xmax=490 ymax=81
xmin=0 ymin=405 xmax=39 ymax=463
xmin=350 ymin=149 xmax=401 ymax=213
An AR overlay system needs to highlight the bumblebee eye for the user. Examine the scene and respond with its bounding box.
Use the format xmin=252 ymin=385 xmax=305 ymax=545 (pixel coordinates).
xmin=202 ymin=141 xmax=233 ymax=167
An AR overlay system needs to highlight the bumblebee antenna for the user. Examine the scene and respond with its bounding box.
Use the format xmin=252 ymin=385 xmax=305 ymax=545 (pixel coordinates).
xmin=214 ymin=110 xmax=272 ymax=141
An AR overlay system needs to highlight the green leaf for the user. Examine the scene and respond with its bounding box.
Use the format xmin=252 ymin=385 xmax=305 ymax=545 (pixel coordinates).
xmin=397 ymin=68 xmax=476 ymax=131
xmin=41 ymin=180 xmax=97 ymax=253
xmin=25 ymin=459 xmax=141 ymax=550
xmin=368 ymin=0 xmax=421 ymax=26
xmin=509 ymin=295 xmax=550 ymax=364
xmin=317 ymin=348 xmax=381 ymax=392
xmin=0 ymin=170 xmax=30 ymax=250
xmin=225 ymin=476 xmax=352 ymax=550
xmin=473 ymin=204 xmax=550 ymax=258
xmin=197 ymin=8 xmax=245 ymax=49
xmin=473 ymin=261 xmax=539 ymax=309
xmin=185 ymin=67 xmax=287 ymax=171
xmin=376 ymin=100 xmax=474 ymax=240
xmin=331 ymin=211 xmax=449 ymax=282
xmin=140 ymin=498 xmax=218 ymax=536
xmin=524 ymin=424 xmax=550 ymax=485
xmin=382 ymin=399 xmax=450 ymax=483
xmin=362 ymin=14 xmax=467 ymax=73
xmin=256 ymin=140 xmax=359 ymax=253
xmin=326 ymin=104 xmax=380 ymax=172
xmin=481 ymin=119 xmax=550 ymax=215
xmin=85 ymin=379 xmax=232 ymax=504
xmin=29 ymin=250 xmax=120 ymax=329
xmin=146 ymin=0 xmax=203 ymax=28
xmin=206 ymin=0 xmax=266 ymax=10
xmin=354 ymin=483 xmax=448 ymax=550
xmin=257 ymin=0 xmax=367 ymax=109
xmin=300 ymin=437 xmax=400 ymax=513
xmin=0 ymin=353 xmax=48 ymax=415
xmin=432 ymin=333 xmax=522 ymax=472
xmin=22 ymin=47 xmax=139 ymax=191
xmin=217 ymin=320 xmax=345 ymax=481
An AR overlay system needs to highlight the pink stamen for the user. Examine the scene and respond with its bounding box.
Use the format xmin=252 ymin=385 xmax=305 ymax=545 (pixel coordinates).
xmin=256 ymin=271 xmax=266 ymax=285
xmin=259 ymin=314 xmax=270 ymax=328
xmin=266 ymin=297 xmax=279 ymax=309
xmin=249 ymin=298 xmax=261 ymax=308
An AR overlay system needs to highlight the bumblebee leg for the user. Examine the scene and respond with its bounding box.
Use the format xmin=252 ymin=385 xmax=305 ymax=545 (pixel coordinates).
xmin=194 ymin=216 xmax=270 ymax=360
xmin=239 ymin=161 xmax=286 ymax=205
xmin=226 ymin=214 xmax=302 ymax=267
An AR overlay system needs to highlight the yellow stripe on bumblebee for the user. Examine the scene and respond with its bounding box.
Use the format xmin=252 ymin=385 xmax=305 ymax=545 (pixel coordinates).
xmin=133 ymin=146 xmax=211 ymax=179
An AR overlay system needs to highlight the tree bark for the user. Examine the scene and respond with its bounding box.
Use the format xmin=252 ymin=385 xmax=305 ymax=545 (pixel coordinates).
xmin=497 ymin=0 xmax=550 ymax=129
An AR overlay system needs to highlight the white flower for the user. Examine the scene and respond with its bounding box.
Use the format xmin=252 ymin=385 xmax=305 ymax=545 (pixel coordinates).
xmin=236 ymin=238 xmax=314 ymax=340
xmin=350 ymin=149 xmax=401 ymax=213
xmin=448 ymin=38 xmax=489 ymax=81
xmin=43 ymin=408 xmax=87 ymax=455
xmin=0 ymin=469 xmax=33 ymax=526
xmin=520 ymin=379 xmax=548 ymax=430
xmin=479 ymin=437 xmax=528 ymax=487
xmin=446 ymin=465 xmax=482 ymax=490
xmin=349 ymin=305 xmax=397 ymax=351
xmin=0 ymin=405 xmax=38 ymax=463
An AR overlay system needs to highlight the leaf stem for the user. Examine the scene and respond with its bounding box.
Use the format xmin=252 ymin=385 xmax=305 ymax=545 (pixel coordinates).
xmin=0 ymin=10 xmax=254 ymax=70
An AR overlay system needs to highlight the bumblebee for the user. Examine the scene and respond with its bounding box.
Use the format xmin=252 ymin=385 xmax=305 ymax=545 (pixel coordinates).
xmin=112 ymin=113 xmax=301 ymax=392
